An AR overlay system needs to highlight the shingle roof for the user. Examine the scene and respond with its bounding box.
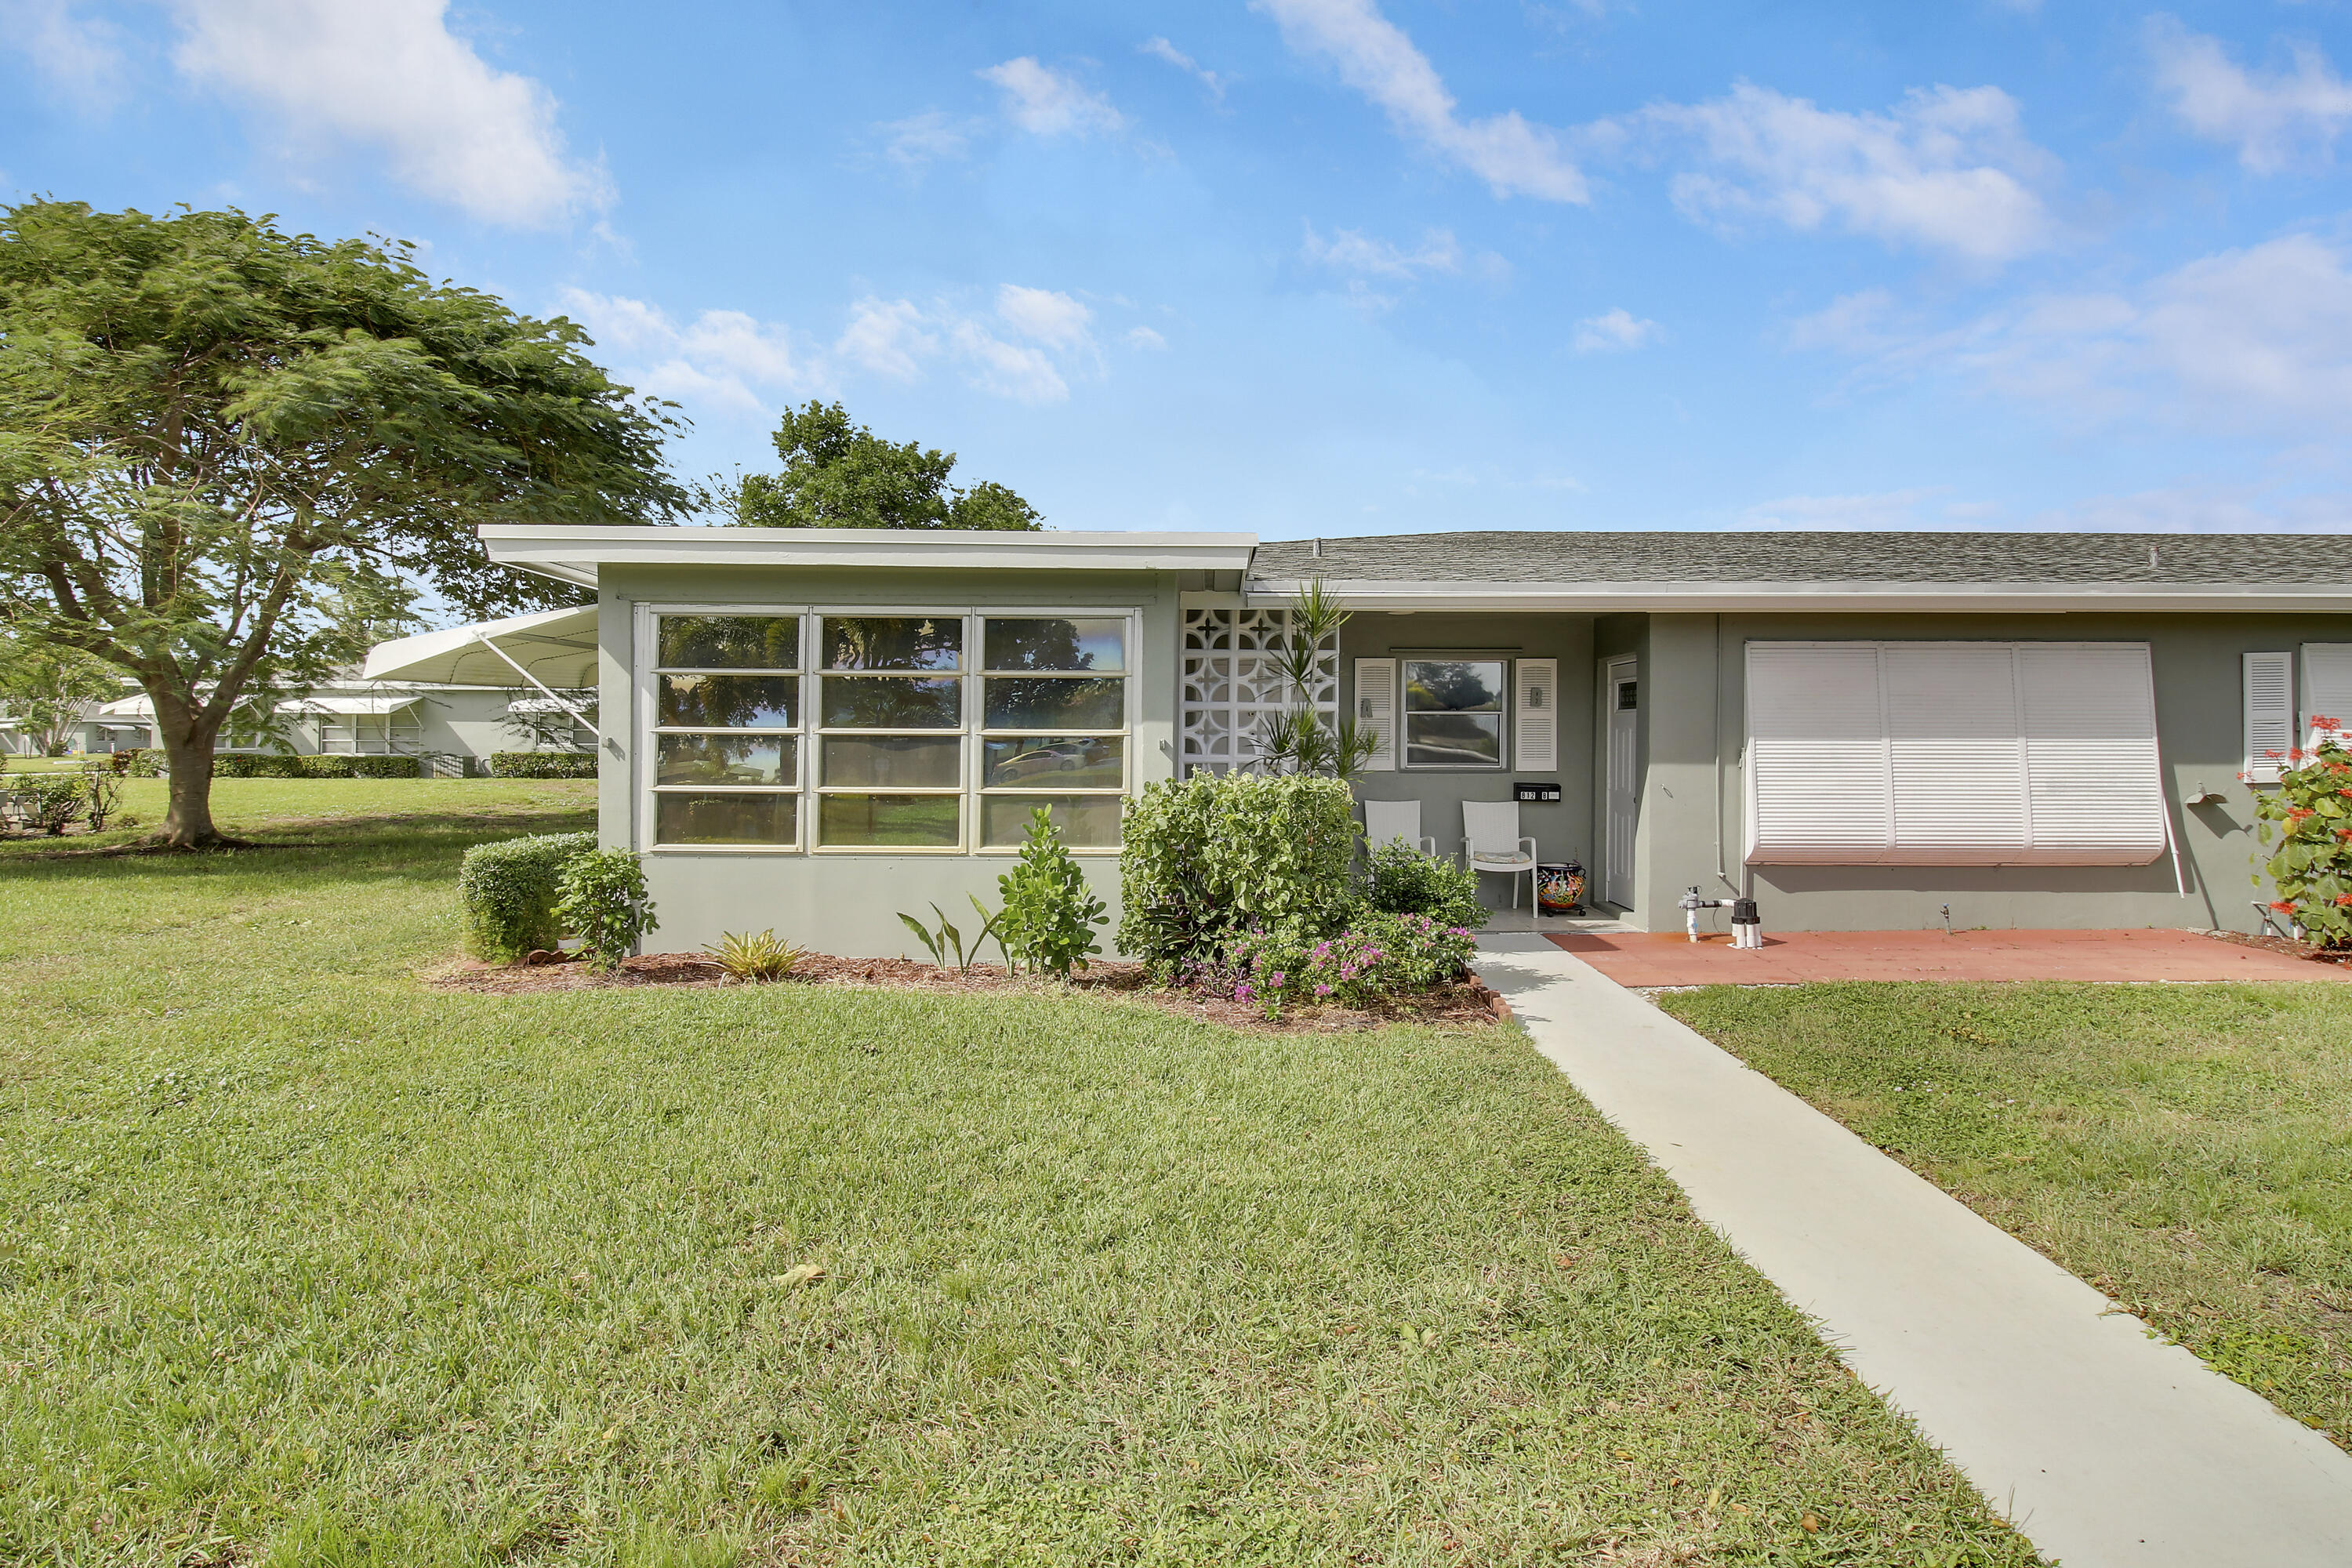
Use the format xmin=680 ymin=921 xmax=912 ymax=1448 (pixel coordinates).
xmin=1248 ymin=532 xmax=2352 ymax=586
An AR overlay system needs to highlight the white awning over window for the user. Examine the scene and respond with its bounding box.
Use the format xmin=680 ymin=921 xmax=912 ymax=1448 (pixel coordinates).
xmin=1746 ymin=641 xmax=2168 ymax=866
xmin=278 ymin=697 xmax=421 ymax=717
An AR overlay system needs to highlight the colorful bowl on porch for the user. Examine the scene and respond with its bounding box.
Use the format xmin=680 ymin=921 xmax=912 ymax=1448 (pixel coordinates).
xmin=1537 ymin=862 xmax=1584 ymax=916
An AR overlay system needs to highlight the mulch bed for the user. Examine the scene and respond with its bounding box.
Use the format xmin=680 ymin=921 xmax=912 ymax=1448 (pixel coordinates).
xmin=428 ymin=950 xmax=1508 ymax=1033
xmin=2209 ymin=929 xmax=2352 ymax=966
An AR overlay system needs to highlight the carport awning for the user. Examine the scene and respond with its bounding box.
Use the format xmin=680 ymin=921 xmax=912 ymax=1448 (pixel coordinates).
xmin=277 ymin=697 xmax=421 ymax=717
xmin=361 ymin=604 xmax=599 ymax=688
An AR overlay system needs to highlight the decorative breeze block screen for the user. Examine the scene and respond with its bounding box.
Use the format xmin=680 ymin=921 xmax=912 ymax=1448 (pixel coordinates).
xmin=1179 ymin=606 xmax=1338 ymax=775
xmin=1746 ymin=641 xmax=2169 ymax=866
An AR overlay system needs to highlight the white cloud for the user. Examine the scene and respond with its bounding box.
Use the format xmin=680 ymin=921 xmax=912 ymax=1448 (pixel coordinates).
xmin=1794 ymin=234 xmax=2352 ymax=434
xmin=1644 ymin=82 xmax=2054 ymax=263
xmin=561 ymin=282 xmax=1119 ymax=414
xmin=1124 ymin=325 xmax=1169 ymax=350
xmin=1140 ymin=35 xmax=1222 ymax=99
xmin=1573 ymin=307 xmax=1661 ymax=352
xmin=1301 ymin=223 xmax=1461 ymax=278
xmin=878 ymin=110 xmax=972 ymax=169
xmin=0 ymin=0 xmax=129 ymax=110
xmin=995 ymin=284 xmax=1094 ymax=350
xmin=1254 ymin=0 xmax=1588 ymax=202
xmin=978 ymin=56 xmax=1126 ymax=137
xmin=558 ymin=289 xmax=812 ymax=416
xmin=166 ymin=0 xmax=610 ymax=228
xmin=2147 ymin=16 xmax=2352 ymax=175
xmin=834 ymin=297 xmax=938 ymax=382
xmin=949 ymin=322 xmax=1067 ymax=403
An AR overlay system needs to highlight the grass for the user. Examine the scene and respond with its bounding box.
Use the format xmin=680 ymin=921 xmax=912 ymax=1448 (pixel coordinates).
xmin=0 ymin=782 xmax=2040 ymax=1566
xmin=1659 ymin=982 xmax=2352 ymax=1448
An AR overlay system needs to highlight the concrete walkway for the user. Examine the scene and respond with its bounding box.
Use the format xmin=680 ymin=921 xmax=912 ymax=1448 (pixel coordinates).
xmin=1475 ymin=934 xmax=2352 ymax=1568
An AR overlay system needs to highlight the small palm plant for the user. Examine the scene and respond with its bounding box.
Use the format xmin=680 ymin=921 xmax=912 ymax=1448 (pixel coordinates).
xmin=706 ymin=928 xmax=806 ymax=982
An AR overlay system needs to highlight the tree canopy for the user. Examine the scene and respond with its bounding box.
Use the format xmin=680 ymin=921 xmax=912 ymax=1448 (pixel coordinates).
xmin=0 ymin=200 xmax=688 ymax=844
xmin=729 ymin=401 xmax=1041 ymax=530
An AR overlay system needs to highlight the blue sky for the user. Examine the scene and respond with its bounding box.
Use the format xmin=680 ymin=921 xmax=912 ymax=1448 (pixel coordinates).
xmin=8 ymin=1 xmax=2352 ymax=539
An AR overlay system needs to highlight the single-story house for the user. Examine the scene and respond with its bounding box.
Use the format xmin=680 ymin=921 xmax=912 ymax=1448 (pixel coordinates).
xmin=416 ymin=524 xmax=2352 ymax=957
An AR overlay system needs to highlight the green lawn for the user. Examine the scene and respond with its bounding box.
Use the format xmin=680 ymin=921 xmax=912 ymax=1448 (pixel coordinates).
xmin=1661 ymin=983 xmax=2352 ymax=1448
xmin=2 ymin=784 xmax=2038 ymax=1566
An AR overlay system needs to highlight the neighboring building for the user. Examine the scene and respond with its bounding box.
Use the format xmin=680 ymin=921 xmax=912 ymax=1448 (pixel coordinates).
xmin=3 ymin=672 xmax=590 ymax=764
xmin=392 ymin=524 xmax=2352 ymax=956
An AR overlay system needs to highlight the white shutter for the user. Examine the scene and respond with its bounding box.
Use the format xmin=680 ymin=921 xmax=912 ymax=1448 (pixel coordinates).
xmin=2303 ymin=644 xmax=2352 ymax=753
xmin=1355 ymin=657 xmax=1396 ymax=771
xmin=1884 ymin=645 xmax=2028 ymax=861
xmin=1747 ymin=643 xmax=1891 ymax=862
xmin=2019 ymin=644 xmax=2165 ymax=865
xmin=2245 ymin=652 xmax=2294 ymax=785
xmin=1514 ymin=658 xmax=1557 ymax=770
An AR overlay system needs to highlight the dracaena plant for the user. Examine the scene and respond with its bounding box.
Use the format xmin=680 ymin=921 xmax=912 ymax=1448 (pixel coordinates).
xmin=1252 ymin=579 xmax=1380 ymax=781
xmin=2252 ymin=717 xmax=2352 ymax=949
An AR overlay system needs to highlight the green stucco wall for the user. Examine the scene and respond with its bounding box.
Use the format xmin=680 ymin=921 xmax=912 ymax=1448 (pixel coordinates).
xmin=1337 ymin=612 xmax=1598 ymax=906
xmin=593 ymin=564 xmax=1181 ymax=958
xmin=1629 ymin=611 xmax=2352 ymax=937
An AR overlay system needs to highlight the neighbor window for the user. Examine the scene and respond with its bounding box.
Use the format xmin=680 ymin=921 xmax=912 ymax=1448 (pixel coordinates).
xmin=648 ymin=614 xmax=804 ymax=847
xmin=1400 ymin=658 xmax=1508 ymax=769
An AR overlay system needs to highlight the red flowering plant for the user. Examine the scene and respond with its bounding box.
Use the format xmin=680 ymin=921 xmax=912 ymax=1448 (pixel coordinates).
xmin=2253 ymin=717 xmax=2352 ymax=948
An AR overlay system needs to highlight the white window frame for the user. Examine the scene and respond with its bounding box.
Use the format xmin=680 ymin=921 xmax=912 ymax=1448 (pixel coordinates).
xmin=634 ymin=604 xmax=1138 ymax=856
xmin=1395 ymin=653 xmax=1515 ymax=772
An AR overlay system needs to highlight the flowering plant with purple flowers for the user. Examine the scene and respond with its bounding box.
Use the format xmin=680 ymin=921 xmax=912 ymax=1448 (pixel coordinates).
xmin=1221 ymin=909 xmax=1478 ymax=1018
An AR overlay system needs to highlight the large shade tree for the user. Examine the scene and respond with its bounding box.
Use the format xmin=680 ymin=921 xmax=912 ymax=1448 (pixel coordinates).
xmin=727 ymin=400 xmax=1042 ymax=530
xmin=0 ymin=201 xmax=688 ymax=845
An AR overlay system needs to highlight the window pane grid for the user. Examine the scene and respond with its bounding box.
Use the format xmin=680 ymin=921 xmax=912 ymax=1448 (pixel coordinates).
xmin=647 ymin=610 xmax=1132 ymax=852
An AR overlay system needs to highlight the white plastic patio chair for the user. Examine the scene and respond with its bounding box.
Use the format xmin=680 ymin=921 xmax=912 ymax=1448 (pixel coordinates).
xmin=1362 ymin=799 xmax=1437 ymax=858
xmin=1461 ymin=800 xmax=1537 ymax=909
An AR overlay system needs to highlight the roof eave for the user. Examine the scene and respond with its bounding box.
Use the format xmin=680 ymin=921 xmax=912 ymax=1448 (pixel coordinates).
xmin=479 ymin=524 xmax=1259 ymax=579
xmin=1243 ymin=578 xmax=2352 ymax=613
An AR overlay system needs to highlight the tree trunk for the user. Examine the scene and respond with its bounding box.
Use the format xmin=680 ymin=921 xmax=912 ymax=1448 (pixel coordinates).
xmin=157 ymin=717 xmax=226 ymax=848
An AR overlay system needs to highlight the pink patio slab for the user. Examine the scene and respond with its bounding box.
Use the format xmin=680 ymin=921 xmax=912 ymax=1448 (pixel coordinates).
xmin=1544 ymin=927 xmax=2352 ymax=986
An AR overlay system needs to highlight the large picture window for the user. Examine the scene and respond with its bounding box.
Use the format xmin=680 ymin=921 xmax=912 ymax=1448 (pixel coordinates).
xmin=1400 ymin=658 xmax=1508 ymax=769
xmin=648 ymin=614 xmax=803 ymax=846
xmin=644 ymin=606 xmax=1132 ymax=853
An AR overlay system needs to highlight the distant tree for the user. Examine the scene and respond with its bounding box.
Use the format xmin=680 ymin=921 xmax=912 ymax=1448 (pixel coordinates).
xmin=0 ymin=201 xmax=688 ymax=845
xmin=724 ymin=401 xmax=1042 ymax=530
xmin=0 ymin=633 xmax=114 ymax=754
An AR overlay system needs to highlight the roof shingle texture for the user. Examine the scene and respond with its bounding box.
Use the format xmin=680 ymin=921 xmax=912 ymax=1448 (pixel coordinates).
xmin=1249 ymin=532 xmax=2352 ymax=586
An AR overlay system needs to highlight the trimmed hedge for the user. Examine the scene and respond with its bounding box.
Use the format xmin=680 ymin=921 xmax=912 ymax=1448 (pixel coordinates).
xmin=489 ymin=751 xmax=597 ymax=779
xmin=116 ymin=752 xmax=430 ymax=779
xmin=458 ymin=831 xmax=597 ymax=962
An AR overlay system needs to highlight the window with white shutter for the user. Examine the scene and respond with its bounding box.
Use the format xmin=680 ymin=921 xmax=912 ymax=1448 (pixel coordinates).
xmin=1748 ymin=642 xmax=2167 ymax=866
xmin=1355 ymin=657 xmax=1396 ymax=771
xmin=2244 ymin=652 xmax=2294 ymax=785
xmin=1515 ymin=658 xmax=1558 ymax=770
xmin=2303 ymin=644 xmax=2352 ymax=753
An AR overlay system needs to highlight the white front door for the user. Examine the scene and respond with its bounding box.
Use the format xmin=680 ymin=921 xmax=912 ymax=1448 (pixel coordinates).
xmin=1604 ymin=658 xmax=1639 ymax=911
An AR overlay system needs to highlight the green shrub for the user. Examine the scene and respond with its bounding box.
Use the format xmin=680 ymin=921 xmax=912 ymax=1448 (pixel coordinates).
xmin=456 ymin=831 xmax=596 ymax=962
xmin=557 ymin=848 xmax=658 ymax=971
xmin=213 ymin=752 xmax=307 ymax=779
xmin=337 ymin=754 xmax=423 ymax=779
xmin=14 ymin=774 xmax=86 ymax=835
xmin=116 ymin=750 xmax=165 ymax=777
xmin=997 ymin=807 xmax=1109 ymax=978
xmin=706 ymin=928 xmax=805 ymax=982
xmin=490 ymin=751 xmax=597 ymax=779
xmin=1117 ymin=771 xmax=1359 ymax=975
xmin=1363 ymin=840 xmax=1489 ymax=929
xmin=2255 ymin=720 xmax=2352 ymax=948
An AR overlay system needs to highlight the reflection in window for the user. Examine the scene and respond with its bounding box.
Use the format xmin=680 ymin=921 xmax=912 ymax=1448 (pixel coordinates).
xmin=818 ymin=793 xmax=961 ymax=847
xmin=983 ymin=677 xmax=1124 ymax=731
xmin=650 ymin=613 xmax=802 ymax=846
xmin=981 ymin=793 xmax=1123 ymax=848
xmin=982 ymin=736 xmax=1123 ymax=789
xmin=984 ymin=617 xmax=1125 ymax=673
xmin=1402 ymin=658 xmax=1508 ymax=770
xmin=823 ymin=616 xmax=962 ymax=671
xmin=819 ymin=676 xmax=960 ymax=730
